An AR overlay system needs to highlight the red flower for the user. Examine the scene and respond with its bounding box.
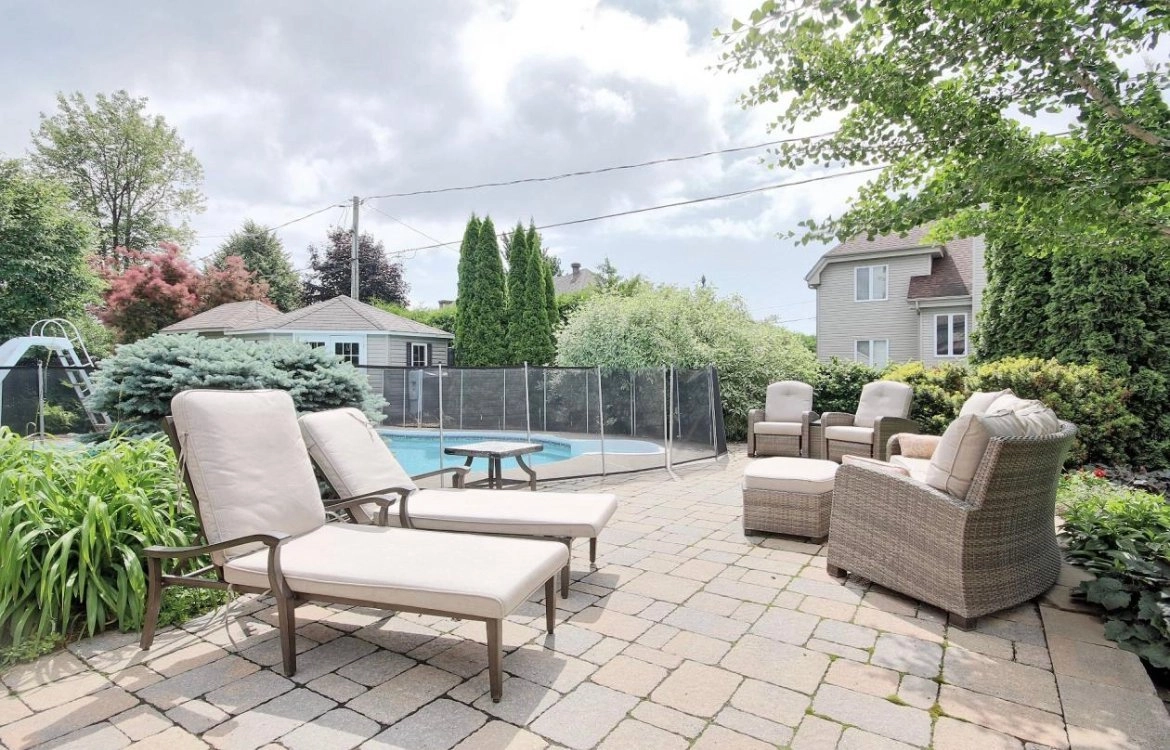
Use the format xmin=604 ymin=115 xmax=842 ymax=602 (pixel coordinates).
xmin=1093 ymin=468 xmax=1107 ymax=478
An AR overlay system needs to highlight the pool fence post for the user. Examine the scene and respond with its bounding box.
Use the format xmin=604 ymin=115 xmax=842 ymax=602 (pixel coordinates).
xmin=630 ymin=370 xmax=636 ymax=439
xmin=523 ymin=362 xmax=531 ymax=442
xmin=663 ymin=366 xmax=670 ymax=472
xmin=401 ymin=369 xmax=407 ymax=428
xmin=597 ymin=366 xmax=606 ymax=476
xmin=36 ymin=361 xmax=45 ymax=439
xmin=437 ymin=364 xmax=446 ymax=485
xmin=543 ymin=368 xmax=548 ymax=432
xmin=502 ymin=368 xmax=507 ymax=432
xmin=459 ymin=369 xmax=464 ymax=429
xmin=708 ymin=364 xmax=717 ymax=459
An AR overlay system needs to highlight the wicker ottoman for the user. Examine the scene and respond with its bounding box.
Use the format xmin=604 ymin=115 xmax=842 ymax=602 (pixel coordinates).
xmin=742 ymin=457 xmax=838 ymax=542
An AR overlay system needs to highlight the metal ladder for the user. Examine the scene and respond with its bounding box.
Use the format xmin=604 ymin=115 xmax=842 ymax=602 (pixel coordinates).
xmin=28 ymin=319 xmax=112 ymax=431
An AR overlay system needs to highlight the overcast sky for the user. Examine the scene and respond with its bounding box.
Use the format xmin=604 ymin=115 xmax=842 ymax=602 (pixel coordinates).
xmin=0 ymin=0 xmax=879 ymax=334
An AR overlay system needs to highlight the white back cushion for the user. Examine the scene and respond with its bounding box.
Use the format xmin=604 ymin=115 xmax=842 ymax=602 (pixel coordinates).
xmin=765 ymin=381 xmax=813 ymax=423
xmin=299 ymin=408 xmax=417 ymax=499
xmin=959 ymin=389 xmax=1012 ymax=417
xmin=925 ymin=415 xmax=992 ymax=500
xmin=854 ymin=381 xmax=913 ymax=428
xmin=171 ymin=390 xmax=325 ymax=565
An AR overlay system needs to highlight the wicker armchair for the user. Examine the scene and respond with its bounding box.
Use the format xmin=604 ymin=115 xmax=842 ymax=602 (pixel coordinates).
xmin=747 ymin=381 xmax=817 ymax=457
xmin=821 ymin=381 xmax=918 ymax=462
xmin=827 ymin=421 xmax=1077 ymax=628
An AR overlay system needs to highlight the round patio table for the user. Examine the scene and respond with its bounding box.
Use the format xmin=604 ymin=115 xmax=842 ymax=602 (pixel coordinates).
xmin=444 ymin=440 xmax=543 ymax=491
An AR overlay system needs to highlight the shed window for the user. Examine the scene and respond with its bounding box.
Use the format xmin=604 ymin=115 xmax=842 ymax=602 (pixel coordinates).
xmin=335 ymin=341 xmax=361 ymax=366
xmin=410 ymin=342 xmax=428 ymax=367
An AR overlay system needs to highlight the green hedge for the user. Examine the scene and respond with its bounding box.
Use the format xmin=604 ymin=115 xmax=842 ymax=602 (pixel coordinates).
xmin=0 ymin=430 xmax=194 ymax=645
xmin=1059 ymin=472 xmax=1170 ymax=671
xmin=89 ymin=334 xmax=386 ymax=434
xmin=808 ymin=356 xmax=1141 ymax=467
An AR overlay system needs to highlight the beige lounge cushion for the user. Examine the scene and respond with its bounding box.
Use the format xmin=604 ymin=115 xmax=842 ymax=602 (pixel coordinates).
xmin=404 ymin=489 xmax=617 ymax=538
xmin=824 ymin=425 xmax=874 ymax=445
xmin=754 ymin=421 xmax=803 ymax=437
xmin=925 ymin=415 xmax=992 ymax=500
xmin=743 ymin=457 xmax=838 ymax=494
xmin=223 ymin=524 xmax=568 ymax=620
xmin=889 ymin=455 xmax=931 ymax=483
xmin=894 ymin=434 xmax=941 ymax=459
xmin=959 ymin=389 xmax=1012 ymax=417
xmin=171 ymin=390 xmax=325 ymax=565
xmin=299 ymin=408 xmax=418 ymax=498
xmin=842 ymin=454 xmax=910 ymax=478
xmin=981 ymin=399 xmax=1062 ymax=437
xmin=854 ymin=381 xmax=913 ymax=428
xmin=765 ymin=381 xmax=813 ymax=423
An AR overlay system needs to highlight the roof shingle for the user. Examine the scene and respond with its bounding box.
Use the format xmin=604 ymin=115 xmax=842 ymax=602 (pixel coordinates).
xmin=160 ymin=300 xmax=282 ymax=333
xmin=230 ymin=295 xmax=453 ymax=338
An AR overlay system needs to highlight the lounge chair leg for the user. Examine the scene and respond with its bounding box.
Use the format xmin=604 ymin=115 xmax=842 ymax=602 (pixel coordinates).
xmin=950 ymin=614 xmax=977 ymax=630
xmin=545 ymin=577 xmax=556 ymax=634
xmin=276 ymin=592 xmax=298 ymax=676
xmin=140 ymin=557 xmax=163 ymax=650
xmin=487 ymin=619 xmax=503 ymax=703
xmin=560 ymin=564 xmax=570 ymax=599
xmin=826 ymin=564 xmax=847 ymax=579
xmin=589 ymin=537 xmax=597 ymax=564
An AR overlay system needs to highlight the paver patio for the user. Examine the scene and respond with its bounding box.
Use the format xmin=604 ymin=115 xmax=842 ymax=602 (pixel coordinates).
xmin=1 ymin=447 xmax=1167 ymax=749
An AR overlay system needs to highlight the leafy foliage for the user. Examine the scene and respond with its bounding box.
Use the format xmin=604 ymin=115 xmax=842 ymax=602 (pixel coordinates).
xmin=211 ymin=220 xmax=302 ymax=311
xmin=198 ymin=255 xmax=271 ymax=310
xmin=0 ymin=430 xmax=194 ymax=645
xmin=718 ymin=2 xmax=1170 ymax=256
xmin=556 ymin=286 xmax=817 ymax=440
xmin=302 ymin=227 xmax=408 ymax=306
xmin=374 ymin=302 xmax=458 ymax=334
xmin=30 ymin=90 xmax=204 ymax=258
xmin=98 ymin=244 xmax=203 ymax=342
xmin=455 ymin=216 xmax=508 ymax=365
xmin=884 ymin=361 xmax=968 ymax=435
xmin=976 ymin=242 xmax=1170 ymax=467
xmin=505 ymin=223 xmax=555 ymax=365
xmin=0 ymin=160 xmax=100 ymax=340
xmin=810 ymin=359 xmax=882 ymax=416
xmin=88 ymin=333 xmax=386 ymax=433
xmin=1060 ymin=472 xmax=1170 ymax=671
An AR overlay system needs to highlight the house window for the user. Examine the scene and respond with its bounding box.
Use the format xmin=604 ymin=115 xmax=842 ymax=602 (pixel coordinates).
xmin=410 ymin=342 xmax=428 ymax=367
xmin=334 ymin=341 xmax=361 ymax=366
xmin=935 ymin=313 xmax=968 ymax=357
xmin=855 ymin=265 xmax=888 ymax=302
xmin=304 ymin=341 xmax=325 ymax=350
xmin=855 ymin=339 xmax=889 ymax=368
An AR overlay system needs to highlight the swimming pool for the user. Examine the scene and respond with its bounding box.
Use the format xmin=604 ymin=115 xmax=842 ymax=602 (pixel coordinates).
xmin=380 ymin=429 xmax=664 ymax=476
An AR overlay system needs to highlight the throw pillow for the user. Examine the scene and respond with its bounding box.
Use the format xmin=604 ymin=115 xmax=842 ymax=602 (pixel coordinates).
xmin=895 ymin=434 xmax=942 ymax=459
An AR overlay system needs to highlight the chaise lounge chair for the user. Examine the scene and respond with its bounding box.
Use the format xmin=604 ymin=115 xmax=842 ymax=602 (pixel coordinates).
xmin=297 ymin=408 xmax=618 ymax=599
xmin=140 ymin=389 xmax=569 ymax=702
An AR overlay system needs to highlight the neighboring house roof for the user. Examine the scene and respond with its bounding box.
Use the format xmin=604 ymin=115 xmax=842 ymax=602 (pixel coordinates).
xmin=230 ymin=295 xmax=453 ymax=338
xmin=553 ymin=263 xmax=598 ymax=294
xmin=805 ymin=223 xmax=973 ymax=300
xmin=160 ymin=300 xmax=282 ymax=334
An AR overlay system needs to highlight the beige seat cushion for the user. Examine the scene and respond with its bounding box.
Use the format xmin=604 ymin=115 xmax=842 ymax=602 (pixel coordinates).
xmin=824 ymin=425 xmax=874 ymax=445
xmin=889 ymin=455 xmax=931 ymax=483
xmin=959 ymin=389 xmax=1012 ymax=417
xmin=765 ymin=381 xmax=813 ymax=422
xmin=171 ymin=390 xmax=326 ymax=566
xmin=743 ymin=457 xmax=838 ymax=494
xmin=404 ymin=490 xmax=617 ymax=538
xmin=754 ymin=421 xmax=802 ymax=437
xmin=925 ymin=415 xmax=992 ymax=500
xmin=854 ymin=381 xmax=913 ymax=428
xmin=842 ymin=454 xmax=910 ymax=478
xmin=223 ymin=524 xmax=568 ymax=620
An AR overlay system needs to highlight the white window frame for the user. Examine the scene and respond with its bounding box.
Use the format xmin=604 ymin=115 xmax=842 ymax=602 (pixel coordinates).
xmin=410 ymin=342 xmax=428 ymax=367
xmin=854 ymin=339 xmax=890 ymax=369
xmin=856 ymin=263 xmax=889 ymax=298
xmin=934 ymin=313 xmax=968 ymax=357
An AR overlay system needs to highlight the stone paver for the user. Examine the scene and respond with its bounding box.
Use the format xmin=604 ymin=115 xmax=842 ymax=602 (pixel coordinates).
xmin=1 ymin=447 xmax=1165 ymax=750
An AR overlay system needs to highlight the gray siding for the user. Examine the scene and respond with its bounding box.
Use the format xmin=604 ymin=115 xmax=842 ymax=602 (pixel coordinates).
xmin=918 ymin=304 xmax=974 ymax=366
xmin=816 ymin=254 xmax=932 ymax=364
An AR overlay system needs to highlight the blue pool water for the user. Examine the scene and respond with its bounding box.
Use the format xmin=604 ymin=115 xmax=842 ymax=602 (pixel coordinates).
xmin=380 ymin=430 xmax=662 ymax=476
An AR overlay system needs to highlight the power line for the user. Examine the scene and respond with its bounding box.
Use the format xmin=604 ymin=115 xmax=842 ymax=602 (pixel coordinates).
xmin=365 ymin=131 xmax=838 ymax=200
xmin=363 ymin=200 xmax=446 ymax=254
xmin=387 ymin=164 xmax=887 ymax=257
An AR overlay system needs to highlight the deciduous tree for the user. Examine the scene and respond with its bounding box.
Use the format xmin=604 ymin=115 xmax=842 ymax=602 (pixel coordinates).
xmin=302 ymin=228 xmax=408 ymax=306
xmin=211 ymin=220 xmax=301 ymax=310
xmin=30 ymin=91 xmax=205 ymax=259
xmin=199 ymin=256 xmax=271 ymax=309
xmin=99 ymin=244 xmax=203 ymax=341
xmin=0 ymin=160 xmax=99 ymax=340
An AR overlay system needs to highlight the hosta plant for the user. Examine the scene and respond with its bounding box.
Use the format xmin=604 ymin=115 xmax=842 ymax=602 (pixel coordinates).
xmin=1059 ymin=472 xmax=1170 ymax=670
xmin=0 ymin=429 xmax=196 ymax=646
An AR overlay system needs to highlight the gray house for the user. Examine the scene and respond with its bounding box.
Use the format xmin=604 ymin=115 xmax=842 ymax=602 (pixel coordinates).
xmin=553 ymin=262 xmax=598 ymax=294
xmin=158 ymin=300 xmax=283 ymax=337
xmin=804 ymin=225 xmax=986 ymax=367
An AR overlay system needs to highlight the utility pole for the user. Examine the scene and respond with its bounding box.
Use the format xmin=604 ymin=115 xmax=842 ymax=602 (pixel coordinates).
xmin=349 ymin=195 xmax=361 ymax=299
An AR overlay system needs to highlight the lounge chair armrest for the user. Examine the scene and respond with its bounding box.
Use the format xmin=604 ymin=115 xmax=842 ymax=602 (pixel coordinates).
xmin=326 ymin=486 xmax=412 ymax=528
xmin=747 ymin=409 xmax=764 ymax=453
xmin=820 ymin=412 xmax=855 ymax=429
xmin=873 ymin=417 xmax=920 ymax=461
xmin=412 ymin=466 xmax=468 ymax=488
xmin=802 ymin=410 xmax=820 ymax=424
xmin=143 ymin=532 xmax=290 ymax=560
